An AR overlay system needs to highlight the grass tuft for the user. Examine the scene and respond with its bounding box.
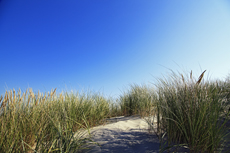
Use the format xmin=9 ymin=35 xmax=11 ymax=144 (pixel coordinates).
xmin=0 ymin=89 xmax=113 ymax=152
xmin=146 ymin=70 xmax=230 ymax=152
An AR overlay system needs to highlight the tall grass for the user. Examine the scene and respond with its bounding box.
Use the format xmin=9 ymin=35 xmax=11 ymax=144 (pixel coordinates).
xmin=119 ymin=84 xmax=156 ymax=117
xmin=0 ymin=88 xmax=113 ymax=152
xmin=1 ymin=70 xmax=230 ymax=152
xmin=146 ymin=70 xmax=230 ymax=152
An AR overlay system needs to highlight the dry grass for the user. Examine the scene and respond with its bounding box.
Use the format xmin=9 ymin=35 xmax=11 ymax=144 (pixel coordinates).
xmin=146 ymin=70 xmax=230 ymax=152
xmin=0 ymin=88 xmax=115 ymax=152
xmin=1 ymin=70 xmax=229 ymax=152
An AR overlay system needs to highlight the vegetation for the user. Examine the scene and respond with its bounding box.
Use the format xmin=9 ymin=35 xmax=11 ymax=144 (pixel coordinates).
xmin=0 ymin=70 xmax=229 ymax=152
xmin=145 ymin=70 xmax=230 ymax=152
xmin=0 ymin=89 xmax=114 ymax=152
xmin=119 ymin=84 xmax=156 ymax=117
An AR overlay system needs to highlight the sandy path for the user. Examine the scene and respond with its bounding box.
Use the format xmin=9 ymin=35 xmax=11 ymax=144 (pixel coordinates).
xmin=80 ymin=115 xmax=160 ymax=153
xmin=79 ymin=115 xmax=230 ymax=153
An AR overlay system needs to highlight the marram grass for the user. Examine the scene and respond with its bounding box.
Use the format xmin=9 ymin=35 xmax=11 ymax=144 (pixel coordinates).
xmin=0 ymin=70 xmax=230 ymax=153
xmin=119 ymin=83 xmax=156 ymax=117
xmin=146 ymin=70 xmax=230 ymax=153
xmin=0 ymin=88 xmax=115 ymax=152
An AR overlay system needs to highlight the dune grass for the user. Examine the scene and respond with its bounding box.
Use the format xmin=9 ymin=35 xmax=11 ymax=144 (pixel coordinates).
xmin=0 ymin=70 xmax=230 ymax=152
xmin=119 ymin=84 xmax=156 ymax=117
xmin=146 ymin=70 xmax=230 ymax=153
xmin=0 ymin=89 xmax=114 ymax=152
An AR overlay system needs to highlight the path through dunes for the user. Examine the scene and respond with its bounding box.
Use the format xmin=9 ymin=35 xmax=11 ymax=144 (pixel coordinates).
xmin=80 ymin=115 xmax=161 ymax=153
xmin=80 ymin=115 xmax=230 ymax=153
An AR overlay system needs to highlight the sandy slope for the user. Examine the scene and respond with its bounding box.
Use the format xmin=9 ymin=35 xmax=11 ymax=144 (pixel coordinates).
xmin=80 ymin=115 xmax=160 ymax=153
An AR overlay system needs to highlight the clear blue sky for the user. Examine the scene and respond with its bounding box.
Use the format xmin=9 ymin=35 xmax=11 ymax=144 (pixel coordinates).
xmin=1 ymin=0 xmax=230 ymax=98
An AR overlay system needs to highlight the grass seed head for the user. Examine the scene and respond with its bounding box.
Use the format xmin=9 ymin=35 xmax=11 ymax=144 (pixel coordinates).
xmin=50 ymin=88 xmax=57 ymax=97
xmin=9 ymin=90 xmax=13 ymax=103
xmin=0 ymin=95 xmax=2 ymax=103
xmin=196 ymin=70 xmax=206 ymax=85
xmin=190 ymin=70 xmax=193 ymax=80
xmin=13 ymin=88 xmax=16 ymax=104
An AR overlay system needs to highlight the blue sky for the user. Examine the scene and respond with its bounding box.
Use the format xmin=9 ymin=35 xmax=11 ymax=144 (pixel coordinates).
xmin=1 ymin=0 xmax=230 ymax=98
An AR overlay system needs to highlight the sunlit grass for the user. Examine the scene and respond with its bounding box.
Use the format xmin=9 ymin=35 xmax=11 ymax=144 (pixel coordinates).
xmin=0 ymin=70 xmax=229 ymax=152
xmin=119 ymin=83 xmax=156 ymax=117
xmin=146 ymin=70 xmax=230 ymax=152
xmin=0 ymin=88 xmax=113 ymax=152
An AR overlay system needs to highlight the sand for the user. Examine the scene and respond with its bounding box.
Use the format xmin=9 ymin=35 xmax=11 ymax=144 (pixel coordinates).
xmin=78 ymin=115 xmax=230 ymax=153
xmin=80 ymin=115 xmax=161 ymax=153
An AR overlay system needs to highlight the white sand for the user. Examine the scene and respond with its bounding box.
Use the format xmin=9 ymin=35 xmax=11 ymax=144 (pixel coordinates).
xmin=80 ymin=115 xmax=160 ymax=153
